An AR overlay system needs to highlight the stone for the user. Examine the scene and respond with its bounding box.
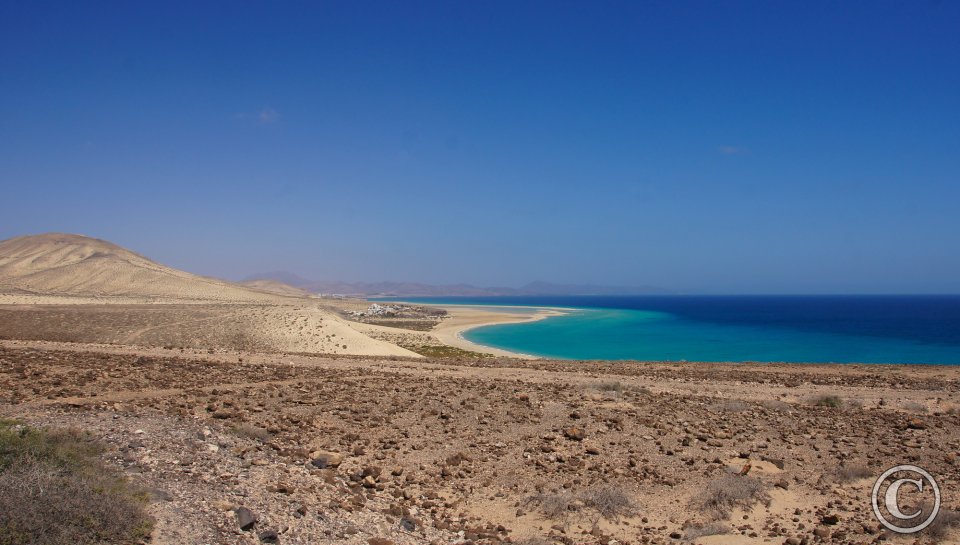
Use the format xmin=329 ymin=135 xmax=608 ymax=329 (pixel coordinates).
xmin=563 ymin=427 xmax=585 ymax=441
xmin=235 ymin=506 xmax=258 ymax=531
xmin=762 ymin=456 xmax=786 ymax=470
xmin=258 ymin=529 xmax=280 ymax=543
xmin=310 ymin=452 xmax=343 ymax=469
xmin=213 ymin=500 xmax=234 ymax=511
xmin=906 ymin=418 xmax=927 ymax=430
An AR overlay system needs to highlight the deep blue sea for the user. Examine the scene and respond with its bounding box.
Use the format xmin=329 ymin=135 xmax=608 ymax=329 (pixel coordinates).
xmin=373 ymin=295 xmax=960 ymax=364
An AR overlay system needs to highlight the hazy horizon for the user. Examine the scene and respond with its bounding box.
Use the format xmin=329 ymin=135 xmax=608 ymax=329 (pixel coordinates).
xmin=3 ymin=2 xmax=958 ymax=294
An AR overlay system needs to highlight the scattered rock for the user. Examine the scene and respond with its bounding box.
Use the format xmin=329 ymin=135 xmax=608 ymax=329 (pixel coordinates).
xmin=563 ymin=427 xmax=585 ymax=441
xmin=235 ymin=506 xmax=258 ymax=531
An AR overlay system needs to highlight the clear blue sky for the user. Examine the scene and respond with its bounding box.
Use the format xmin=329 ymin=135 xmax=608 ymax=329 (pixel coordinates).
xmin=2 ymin=1 xmax=958 ymax=293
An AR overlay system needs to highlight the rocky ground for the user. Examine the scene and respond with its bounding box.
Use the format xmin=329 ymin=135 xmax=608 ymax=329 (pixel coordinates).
xmin=2 ymin=340 xmax=960 ymax=545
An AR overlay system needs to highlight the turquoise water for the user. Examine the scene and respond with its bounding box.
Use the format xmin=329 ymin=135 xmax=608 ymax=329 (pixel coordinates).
xmin=377 ymin=296 xmax=960 ymax=364
xmin=466 ymin=307 xmax=960 ymax=363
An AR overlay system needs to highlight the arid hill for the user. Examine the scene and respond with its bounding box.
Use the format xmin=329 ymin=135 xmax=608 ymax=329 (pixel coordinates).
xmin=0 ymin=233 xmax=278 ymax=302
xmin=0 ymin=233 xmax=422 ymax=357
xmin=240 ymin=279 xmax=315 ymax=298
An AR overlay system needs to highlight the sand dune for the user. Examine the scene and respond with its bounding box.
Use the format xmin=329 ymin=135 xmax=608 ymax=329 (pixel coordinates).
xmin=0 ymin=233 xmax=280 ymax=302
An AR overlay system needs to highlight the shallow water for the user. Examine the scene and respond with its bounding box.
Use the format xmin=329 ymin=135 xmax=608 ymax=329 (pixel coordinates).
xmin=378 ymin=295 xmax=960 ymax=364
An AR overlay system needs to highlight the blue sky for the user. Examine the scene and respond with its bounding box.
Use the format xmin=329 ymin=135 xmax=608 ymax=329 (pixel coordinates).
xmin=1 ymin=1 xmax=958 ymax=293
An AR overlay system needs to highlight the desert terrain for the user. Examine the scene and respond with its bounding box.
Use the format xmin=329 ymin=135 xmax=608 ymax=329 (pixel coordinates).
xmin=2 ymin=234 xmax=960 ymax=544
xmin=3 ymin=340 xmax=960 ymax=545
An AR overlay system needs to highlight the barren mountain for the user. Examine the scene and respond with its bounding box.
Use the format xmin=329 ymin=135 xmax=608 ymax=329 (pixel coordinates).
xmin=240 ymin=279 xmax=315 ymax=298
xmin=0 ymin=233 xmax=278 ymax=302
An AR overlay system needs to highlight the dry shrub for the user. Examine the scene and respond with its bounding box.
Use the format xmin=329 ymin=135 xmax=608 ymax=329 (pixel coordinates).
xmin=525 ymin=484 xmax=636 ymax=522
xmin=904 ymin=401 xmax=928 ymax=414
xmin=683 ymin=521 xmax=729 ymax=540
xmin=810 ymin=395 xmax=843 ymax=408
xmin=593 ymin=381 xmax=624 ymax=393
xmin=714 ymin=399 xmax=750 ymax=413
xmin=228 ymin=423 xmax=273 ymax=442
xmin=581 ymin=484 xmax=636 ymax=521
xmin=844 ymin=398 xmax=864 ymax=410
xmin=760 ymin=399 xmax=792 ymax=412
xmin=926 ymin=508 xmax=960 ymax=540
xmin=835 ymin=464 xmax=873 ymax=483
xmin=0 ymin=420 xmax=152 ymax=545
xmin=524 ymin=491 xmax=576 ymax=520
xmin=699 ymin=475 xmax=770 ymax=518
xmin=0 ymin=423 xmax=100 ymax=472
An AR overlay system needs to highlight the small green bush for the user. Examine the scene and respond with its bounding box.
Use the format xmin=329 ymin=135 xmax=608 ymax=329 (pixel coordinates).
xmin=0 ymin=420 xmax=152 ymax=545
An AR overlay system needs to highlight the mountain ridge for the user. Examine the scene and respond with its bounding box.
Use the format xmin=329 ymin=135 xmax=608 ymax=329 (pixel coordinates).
xmin=244 ymin=272 xmax=668 ymax=297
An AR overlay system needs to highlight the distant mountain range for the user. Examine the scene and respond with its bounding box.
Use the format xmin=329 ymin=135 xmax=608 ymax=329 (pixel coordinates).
xmin=244 ymin=272 xmax=667 ymax=297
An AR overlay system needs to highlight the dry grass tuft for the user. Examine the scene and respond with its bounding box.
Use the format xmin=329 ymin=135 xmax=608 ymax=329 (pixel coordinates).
xmin=0 ymin=419 xmax=152 ymax=545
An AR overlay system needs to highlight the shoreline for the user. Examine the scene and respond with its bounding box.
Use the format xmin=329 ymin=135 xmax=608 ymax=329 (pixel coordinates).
xmin=390 ymin=302 xmax=570 ymax=359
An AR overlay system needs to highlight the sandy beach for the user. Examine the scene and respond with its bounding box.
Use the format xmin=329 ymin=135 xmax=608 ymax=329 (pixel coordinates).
xmin=427 ymin=304 xmax=568 ymax=358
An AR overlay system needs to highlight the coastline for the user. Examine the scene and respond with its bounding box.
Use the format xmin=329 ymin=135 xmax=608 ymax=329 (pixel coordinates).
xmin=397 ymin=303 xmax=569 ymax=359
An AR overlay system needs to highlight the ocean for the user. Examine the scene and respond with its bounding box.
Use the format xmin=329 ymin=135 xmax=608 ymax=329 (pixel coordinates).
xmin=374 ymin=295 xmax=960 ymax=364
